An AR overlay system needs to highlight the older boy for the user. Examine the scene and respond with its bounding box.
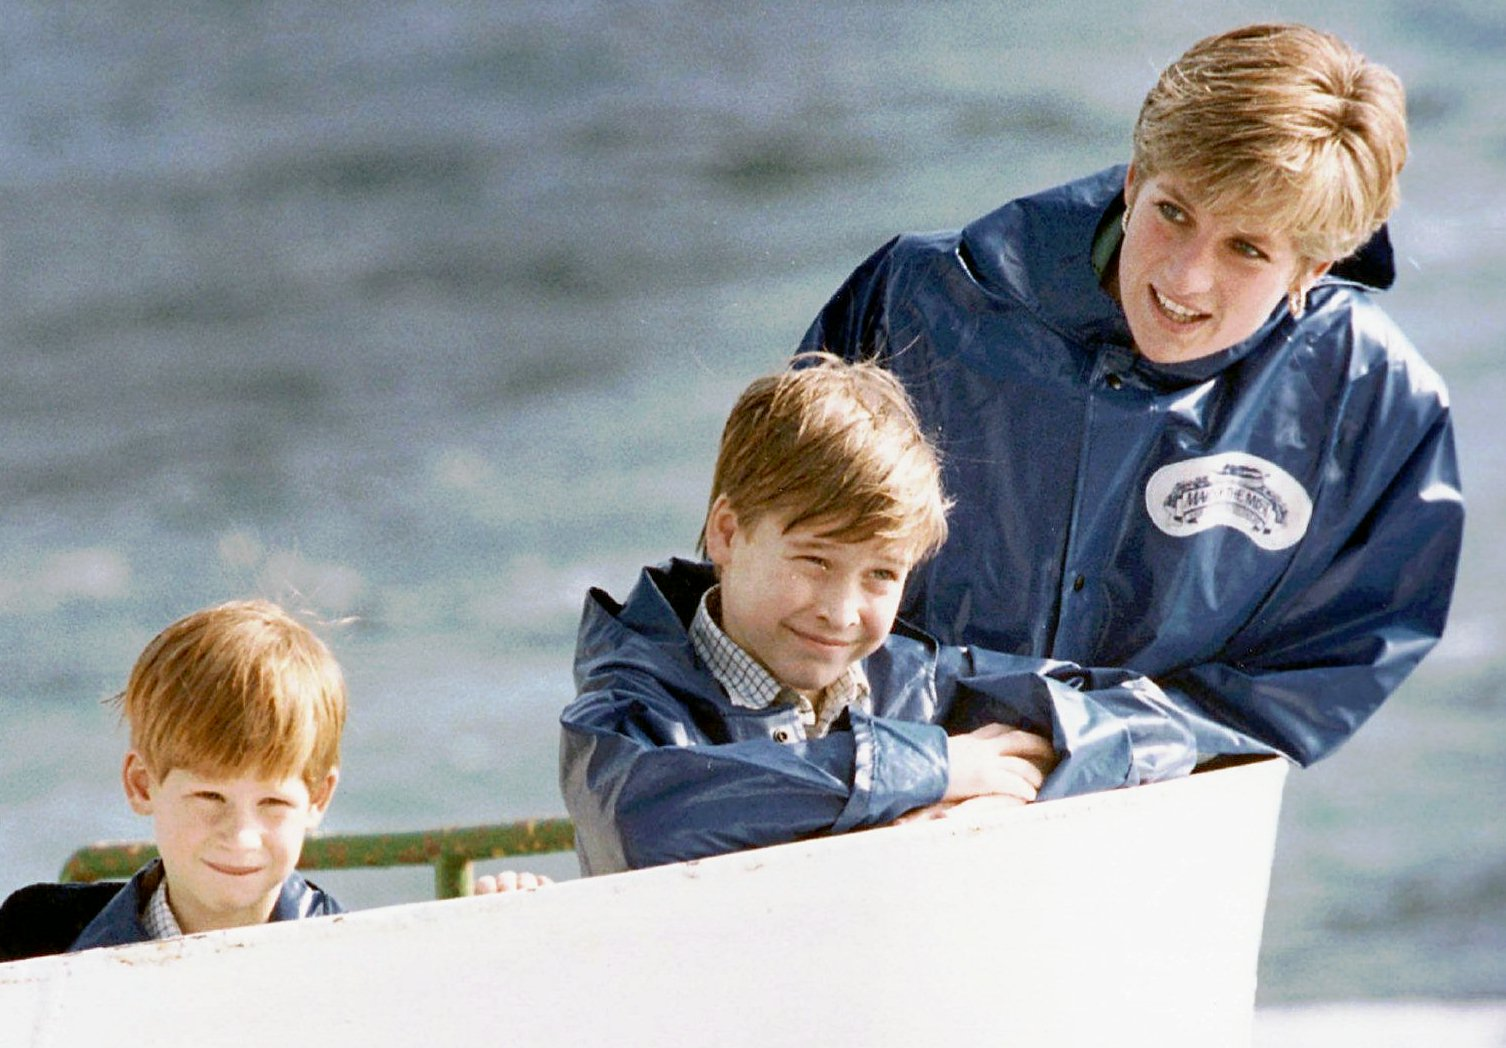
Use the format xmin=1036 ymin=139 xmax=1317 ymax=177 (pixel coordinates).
xmin=0 ymin=600 xmax=345 ymax=959
xmin=562 ymin=355 xmax=1191 ymax=875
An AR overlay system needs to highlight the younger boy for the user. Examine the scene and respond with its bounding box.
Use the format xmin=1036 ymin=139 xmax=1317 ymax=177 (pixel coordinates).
xmin=561 ymin=354 xmax=1193 ymax=875
xmin=0 ymin=600 xmax=346 ymax=959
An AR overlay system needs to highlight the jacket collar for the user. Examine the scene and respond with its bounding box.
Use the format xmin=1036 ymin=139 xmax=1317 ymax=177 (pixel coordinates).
xmin=69 ymin=858 xmax=325 ymax=952
xmin=574 ymin=559 xmax=819 ymax=735
xmin=959 ymin=165 xmax=1132 ymax=349
xmin=574 ymin=558 xmax=720 ymax=697
xmin=958 ymin=164 xmax=1396 ymax=385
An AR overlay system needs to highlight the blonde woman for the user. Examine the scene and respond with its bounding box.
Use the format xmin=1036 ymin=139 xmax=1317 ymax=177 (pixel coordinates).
xmin=802 ymin=23 xmax=1463 ymax=775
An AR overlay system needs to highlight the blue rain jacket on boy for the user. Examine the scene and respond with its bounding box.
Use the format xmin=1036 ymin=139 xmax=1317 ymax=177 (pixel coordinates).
xmin=560 ymin=559 xmax=1197 ymax=875
xmin=62 ymin=859 xmax=341 ymax=952
xmin=800 ymin=165 xmax=1464 ymax=768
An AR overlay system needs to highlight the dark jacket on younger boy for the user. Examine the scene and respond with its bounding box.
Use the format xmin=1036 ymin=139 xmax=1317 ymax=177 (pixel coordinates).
xmin=561 ymin=558 xmax=1197 ymax=876
xmin=0 ymin=859 xmax=341 ymax=962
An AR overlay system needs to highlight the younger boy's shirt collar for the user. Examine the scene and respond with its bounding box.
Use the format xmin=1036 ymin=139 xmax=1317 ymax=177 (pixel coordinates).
xmin=689 ymin=585 xmax=871 ymax=740
xmin=143 ymin=876 xmax=184 ymax=941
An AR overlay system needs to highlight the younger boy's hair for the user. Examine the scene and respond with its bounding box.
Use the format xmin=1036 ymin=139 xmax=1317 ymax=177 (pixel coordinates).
xmin=699 ymin=351 xmax=950 ymax=561
xmin=120 ymin=600 xmax=346 ymax=789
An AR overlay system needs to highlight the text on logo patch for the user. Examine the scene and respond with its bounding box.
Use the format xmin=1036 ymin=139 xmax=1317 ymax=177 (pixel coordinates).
xmin=1144 ymin=453 xmax=1311 ymax=551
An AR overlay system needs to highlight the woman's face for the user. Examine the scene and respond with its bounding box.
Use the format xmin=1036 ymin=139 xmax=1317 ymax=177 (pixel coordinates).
xmin=1116 ymin=168 xmax=1330 ymax=365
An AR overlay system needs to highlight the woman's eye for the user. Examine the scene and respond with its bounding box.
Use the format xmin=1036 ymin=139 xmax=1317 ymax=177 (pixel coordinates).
xmin=1155 ymin=201 xmax=1184 ymax=223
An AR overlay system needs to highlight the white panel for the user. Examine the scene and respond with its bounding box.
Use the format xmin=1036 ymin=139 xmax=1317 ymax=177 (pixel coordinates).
xmin=0 ymin=758 xmax=1288 ymax=1048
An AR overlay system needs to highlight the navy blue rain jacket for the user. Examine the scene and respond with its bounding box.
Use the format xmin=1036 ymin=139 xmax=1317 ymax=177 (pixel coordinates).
xmin=560 ymin=559 xmax=1197 ymax=875
xmin=800 ymin=165 xmax=1464 ymax=768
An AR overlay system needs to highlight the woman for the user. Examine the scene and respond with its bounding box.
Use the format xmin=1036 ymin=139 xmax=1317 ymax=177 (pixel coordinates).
xmin=800 ymin=23 xmax=1463 ymax=779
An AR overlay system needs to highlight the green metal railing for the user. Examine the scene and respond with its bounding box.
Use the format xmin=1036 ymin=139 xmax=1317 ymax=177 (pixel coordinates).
xmin=60 ymin=818 xmax=577 ymax=900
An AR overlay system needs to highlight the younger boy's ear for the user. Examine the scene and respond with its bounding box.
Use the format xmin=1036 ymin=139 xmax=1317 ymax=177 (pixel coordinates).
xmin=307 ymin=769 xmax=340 ymax=826
xmin=703 ymin=495 xmax=740 ymax=569
xmin=121 ymin=751 xmax=155 ymax=816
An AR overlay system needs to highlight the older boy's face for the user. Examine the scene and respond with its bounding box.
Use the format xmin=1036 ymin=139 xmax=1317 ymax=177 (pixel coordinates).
xmin=705 ymin=498 xmax=912 ymax=695
xmin=123 ymin=753 xmax=336 ymax=935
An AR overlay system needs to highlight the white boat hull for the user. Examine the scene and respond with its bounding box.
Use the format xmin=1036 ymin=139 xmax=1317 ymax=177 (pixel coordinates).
xmin=1 ymin=757 xmax=1288 ymax=1047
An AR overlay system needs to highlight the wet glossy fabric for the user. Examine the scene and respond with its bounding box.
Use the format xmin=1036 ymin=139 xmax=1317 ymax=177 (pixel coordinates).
xmin=63 ymin=859 xmax=342 ymax=953
xmin=800 ymin=165 xmax=1464 ymax=767
xmin=560 ymin=559 xmax=1197 ymax=875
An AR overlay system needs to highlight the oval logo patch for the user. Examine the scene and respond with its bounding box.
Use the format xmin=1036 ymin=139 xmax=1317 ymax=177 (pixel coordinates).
xmin=1144 ymin=452 xmax=1311 ymax=551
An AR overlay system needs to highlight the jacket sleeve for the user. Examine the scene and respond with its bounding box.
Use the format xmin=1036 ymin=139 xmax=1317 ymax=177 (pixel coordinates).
xmin=936 ymin=648 xmax=1198 ymax=800
xmin=1155 ymin=401 xmax=1464 ymax=767
xmin=559 ymin=670 xmax=949 ymax=875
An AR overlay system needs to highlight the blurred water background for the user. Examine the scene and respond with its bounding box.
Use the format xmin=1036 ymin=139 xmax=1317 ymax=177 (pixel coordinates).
xmin=0 ymin=0 xmax=1502 ymax=1008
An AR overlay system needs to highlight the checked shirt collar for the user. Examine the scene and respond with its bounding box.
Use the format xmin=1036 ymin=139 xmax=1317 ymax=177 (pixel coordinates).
xmin=689 ymin=584 xmax=870 ymax=741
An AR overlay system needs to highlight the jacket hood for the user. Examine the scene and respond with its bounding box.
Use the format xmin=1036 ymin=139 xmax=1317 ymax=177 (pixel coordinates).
xmin=958 ymin=166 xmax=1132 ymax=349
xmin=573 ymin=558 xmax=718 ymax=696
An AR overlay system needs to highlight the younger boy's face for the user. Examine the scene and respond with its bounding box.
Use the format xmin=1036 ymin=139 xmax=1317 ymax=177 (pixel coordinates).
xmin=705 ymin=497 xmax=913 ymax=695
xmin=123 ymin=753 xmax=337 ymax=935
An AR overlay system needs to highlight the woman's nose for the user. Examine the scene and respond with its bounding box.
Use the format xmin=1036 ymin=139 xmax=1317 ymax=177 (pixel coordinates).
xmin=1164 ymin=234 xmax=1217 ymax=294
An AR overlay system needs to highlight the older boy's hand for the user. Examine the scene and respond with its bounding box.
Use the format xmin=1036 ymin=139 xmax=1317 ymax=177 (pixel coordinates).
xmin=941 ymin=722 xmax=1056 ymax=804
xmin=473 ymin=870 xmax=553 ymax=895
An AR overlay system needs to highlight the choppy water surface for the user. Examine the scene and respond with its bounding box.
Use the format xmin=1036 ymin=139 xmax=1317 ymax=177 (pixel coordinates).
xmin=1 ymin=0 xmax=1502 ymax=1002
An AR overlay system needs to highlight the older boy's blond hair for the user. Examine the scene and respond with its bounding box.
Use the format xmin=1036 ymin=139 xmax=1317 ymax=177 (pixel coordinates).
xmin=699 ymin=352 xmax=950 ymax=562
xmin=121 ymin=600 xmax=346 ymax=789
xmin=1132 ymin=22 xmax=1407 ymax=263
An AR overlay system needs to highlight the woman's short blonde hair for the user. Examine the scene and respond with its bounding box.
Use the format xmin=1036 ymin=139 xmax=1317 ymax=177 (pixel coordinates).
xmin=121 ymin=600 xmax=347 ymax=788
xmin=1131 ymin=22 xmax=1407 ymax=263
xmin=700 ymin=352 xmax=950 ymax=564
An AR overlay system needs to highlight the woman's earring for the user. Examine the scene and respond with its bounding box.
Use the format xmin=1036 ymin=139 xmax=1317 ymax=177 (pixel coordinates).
xmin=1121 ymin=204 xmax=1131 ymax=234
xmin=1288 ymin=286 xmax=1307 ymax=319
